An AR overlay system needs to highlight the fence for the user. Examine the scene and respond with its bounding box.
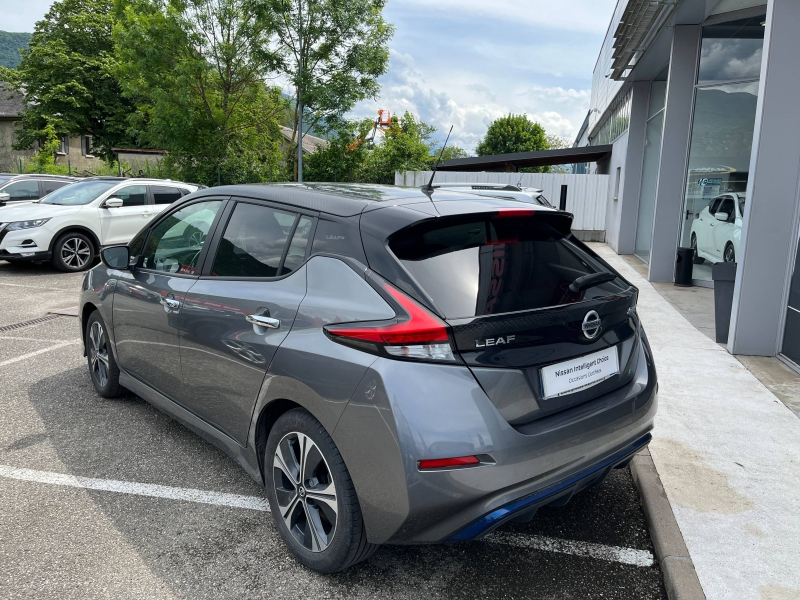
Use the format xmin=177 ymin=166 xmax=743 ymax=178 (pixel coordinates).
xmin=395 ymin=171 xmax=609 ymax=238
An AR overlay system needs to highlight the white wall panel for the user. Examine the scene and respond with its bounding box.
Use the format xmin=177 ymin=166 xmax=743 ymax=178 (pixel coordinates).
xmin=395 ymin=171 xmax=610 ymax=231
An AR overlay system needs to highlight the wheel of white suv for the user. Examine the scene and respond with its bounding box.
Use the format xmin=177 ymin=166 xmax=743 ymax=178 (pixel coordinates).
xmin=264 ymin=408 xmax=377 ymax=573
xmin=52 ymin=232 xmax=95 ymax=272
xmin=85 ymin=311 xmax=123 ymax=397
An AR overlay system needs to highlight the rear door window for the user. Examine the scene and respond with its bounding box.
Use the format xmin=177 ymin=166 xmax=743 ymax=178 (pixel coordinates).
xmin=281 ymin=216 xmax=314 ymax=275
xmin=42 ymin=180 xmax=70 ymax=195
xmin=389 ymin=214 xmax=623 ymax=319
xmin=211 ymin=202 xmax=294 ymax=278
xmin=151 ymin=186 xmax=185 ymax=205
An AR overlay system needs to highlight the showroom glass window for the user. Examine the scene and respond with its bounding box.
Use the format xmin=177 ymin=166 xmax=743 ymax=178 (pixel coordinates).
xmin=678 ymin=14 xmax=765 ymax=282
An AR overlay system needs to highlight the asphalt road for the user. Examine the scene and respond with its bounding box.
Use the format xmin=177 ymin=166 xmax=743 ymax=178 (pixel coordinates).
xmin=0 ymin=260 xmax=666 ymax=599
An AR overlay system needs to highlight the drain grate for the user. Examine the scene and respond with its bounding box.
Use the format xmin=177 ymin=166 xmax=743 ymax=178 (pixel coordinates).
xmin=0 ymin=314 xmax=66 ymax=333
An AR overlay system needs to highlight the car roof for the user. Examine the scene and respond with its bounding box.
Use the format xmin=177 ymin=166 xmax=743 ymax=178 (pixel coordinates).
xmin=2 ymin=174 xmax=77 ymax=181
xmin=75 ymin=177 xmax=196 ymax=186
xmin=192 ymin=183 xmax=559 ymax=218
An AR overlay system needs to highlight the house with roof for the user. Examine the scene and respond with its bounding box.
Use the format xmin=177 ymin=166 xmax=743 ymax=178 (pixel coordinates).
xmin=0 ymin=84 xmax=104 ymax=173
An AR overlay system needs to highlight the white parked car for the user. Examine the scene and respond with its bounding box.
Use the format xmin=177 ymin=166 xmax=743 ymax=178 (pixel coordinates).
xmin=0 ymin=177 xmax=200 ymax=272
xmin=689 ymin=192 xmax=745 ymax=264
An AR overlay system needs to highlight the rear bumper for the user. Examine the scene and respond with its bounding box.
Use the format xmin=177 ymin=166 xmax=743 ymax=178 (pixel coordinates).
xmin=445 ymin=433 xmax=650 ymax=542
xmin=333 ymin=334 xmax=658 ymax=545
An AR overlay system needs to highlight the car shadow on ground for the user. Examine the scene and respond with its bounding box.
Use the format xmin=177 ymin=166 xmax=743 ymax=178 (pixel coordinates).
xmin=17 ymin=365 xmax=666 ymax=599
xmin=0 ymin=258 xmax=99 ymax=277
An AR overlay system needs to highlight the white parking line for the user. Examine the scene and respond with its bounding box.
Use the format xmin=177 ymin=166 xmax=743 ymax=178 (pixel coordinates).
xmin=0 ymin=341 xmax=79 ymax=367
xmin=483 ymin=531 xmax=654 ymax=568
xmin=0 ymin=465 xmax=270 ymax=511
xmin=0 ymin=464 xmax=654 ymax=568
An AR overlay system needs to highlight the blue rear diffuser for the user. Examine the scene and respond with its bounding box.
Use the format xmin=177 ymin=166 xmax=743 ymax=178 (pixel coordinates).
xmin=446 ymin=434 xmax=652 ymax=542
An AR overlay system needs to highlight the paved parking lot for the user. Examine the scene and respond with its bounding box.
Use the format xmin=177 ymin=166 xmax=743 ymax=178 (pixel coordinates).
xmin=0 ymin=261 xmax=666 ymax=599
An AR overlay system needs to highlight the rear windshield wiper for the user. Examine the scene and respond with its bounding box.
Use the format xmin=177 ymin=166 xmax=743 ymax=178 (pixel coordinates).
xmin=568 ymin=272 xmax=617 ymax=293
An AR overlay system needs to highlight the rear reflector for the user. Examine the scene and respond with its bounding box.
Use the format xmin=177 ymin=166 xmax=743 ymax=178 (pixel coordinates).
xmin=418 ymin=456 xmax=480 ymax=470
xmin=492 ymin=208 xmax=537 ymax=218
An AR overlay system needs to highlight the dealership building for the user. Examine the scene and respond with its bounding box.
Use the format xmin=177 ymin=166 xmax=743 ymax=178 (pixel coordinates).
xmin=568 ymin=0 xmax=800 ymax=366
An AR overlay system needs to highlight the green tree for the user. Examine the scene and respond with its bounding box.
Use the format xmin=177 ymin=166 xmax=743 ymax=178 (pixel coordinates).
xmin=304 ymin=119 xmax=373 ymax=182
xmin=264 ymin=0 xmax=394 ymax=179
xmin=115 ymin=0 xmax=287 ymax=185
xmin=476 ymin=114 xmax=550 ymax=173
xmin=545 ymin=133 xmax=573 ymax=174
xmin=431 ymin=144 xmax=468 ymax=163
xmin=364 ymin=112 xmax=437 ymax=184
xmin=0 ymin=0 xmax=135 ymax=160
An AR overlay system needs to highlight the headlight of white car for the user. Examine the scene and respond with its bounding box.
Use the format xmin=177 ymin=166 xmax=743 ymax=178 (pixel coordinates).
xmin=6 ymin=218 xmax=51 ymax=231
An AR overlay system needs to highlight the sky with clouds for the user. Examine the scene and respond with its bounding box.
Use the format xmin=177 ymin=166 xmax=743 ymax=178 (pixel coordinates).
xmin=6 ymin=0 xmax=616 ymax=153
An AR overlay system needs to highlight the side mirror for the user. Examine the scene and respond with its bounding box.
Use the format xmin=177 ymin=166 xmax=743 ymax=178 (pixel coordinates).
xmin=0 ymin=192 xmax=10 ymax=205
xmin=714 ymin=212 xmax=730 ymax=222
xmin=101 ymin=246 xmax=130 ymax=270
xmin=104 ymin=198 xmax=124 ymax=208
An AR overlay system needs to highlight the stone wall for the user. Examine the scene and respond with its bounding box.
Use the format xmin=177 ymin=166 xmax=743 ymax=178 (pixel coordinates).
xmin=0 ymin=120 xmax=34 ymax=172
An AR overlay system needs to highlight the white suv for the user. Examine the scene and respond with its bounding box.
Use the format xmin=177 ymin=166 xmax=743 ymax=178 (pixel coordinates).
xmin=0 ymin=177 xmax=200 ymax=272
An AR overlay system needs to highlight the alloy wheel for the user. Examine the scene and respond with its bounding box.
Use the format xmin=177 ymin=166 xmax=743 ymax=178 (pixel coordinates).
xmin=61 ymin=237 xmax=92 ymax=269
xmin=89 ymin=321 xmax=110 ymax=387
xmin=273 ymin=431 xmax=338 ymax=552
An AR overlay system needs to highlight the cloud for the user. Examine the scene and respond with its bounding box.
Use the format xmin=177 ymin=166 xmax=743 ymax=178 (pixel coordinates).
xmin=350 ymin=50 xmax=590 ymax=153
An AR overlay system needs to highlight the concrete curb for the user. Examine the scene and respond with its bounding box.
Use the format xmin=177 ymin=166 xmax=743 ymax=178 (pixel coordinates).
xmin=630 ymin=448 xmax=706 ymax=600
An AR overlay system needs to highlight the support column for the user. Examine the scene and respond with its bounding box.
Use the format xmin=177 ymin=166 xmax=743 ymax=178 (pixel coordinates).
xmin=728 ymin=0 xmax=800 ymax=356
xmin=648 ymin=25 xmax=701 ymax=282
xmin=611 ymin=80 xmax=650 ymax=255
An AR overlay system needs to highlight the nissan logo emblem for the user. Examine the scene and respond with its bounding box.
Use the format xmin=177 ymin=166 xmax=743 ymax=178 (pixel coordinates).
xmin=582 ymin=310 xmax=602 ymax=340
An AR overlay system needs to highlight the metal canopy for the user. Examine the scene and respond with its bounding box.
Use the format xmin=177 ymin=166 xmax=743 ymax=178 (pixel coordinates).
xmin=610 ymin=0 xmax=677 ymax=80
xmin=436 ymin=145 xmax=613 ymax=173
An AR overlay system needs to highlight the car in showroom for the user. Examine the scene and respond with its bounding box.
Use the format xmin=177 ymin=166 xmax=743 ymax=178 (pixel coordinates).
xmin=0 ymin=177 xmax=200 ymax=271
xmin=79 ymin=183 xmax=657 ymax=573
xmin=0 ymin=173 xmax=77 ymax=205
xmin=689 ymin=192 xmax=745 ymax=264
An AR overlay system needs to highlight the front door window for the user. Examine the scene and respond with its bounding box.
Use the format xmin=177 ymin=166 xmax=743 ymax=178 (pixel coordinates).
xmin=143 ymin=201 xmax=222 ymax=275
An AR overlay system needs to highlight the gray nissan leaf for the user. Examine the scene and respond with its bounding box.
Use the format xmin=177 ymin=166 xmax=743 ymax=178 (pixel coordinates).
xmin=79 ymin=183 xmax=657 ymax=573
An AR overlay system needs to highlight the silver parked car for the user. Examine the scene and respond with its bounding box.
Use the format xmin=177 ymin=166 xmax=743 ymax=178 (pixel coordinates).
xmin=79 ymin=183 xmax=657 ymax=573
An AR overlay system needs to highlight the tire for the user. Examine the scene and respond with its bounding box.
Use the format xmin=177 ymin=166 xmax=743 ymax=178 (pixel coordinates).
xmin=85 ymin=311 xmax=123 ymax=398
xmin=691 ymin=234 xmax=705 ymax=265
xmin=52 ymin=232 xmax=95 ymax=272
xmin=724 ymin=243 xmax=736 ymax=263
xmin=264 ymin=408 xmax=378 ymax=573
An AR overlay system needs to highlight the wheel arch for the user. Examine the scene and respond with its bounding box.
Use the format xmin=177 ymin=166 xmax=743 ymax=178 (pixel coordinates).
xmin=254 ymin=398 xmax=303 ymax=481
xmin=80 ymin=301 xmax=99 ymax=349
xmin=49 ymin=226 xmax=102 ymax=255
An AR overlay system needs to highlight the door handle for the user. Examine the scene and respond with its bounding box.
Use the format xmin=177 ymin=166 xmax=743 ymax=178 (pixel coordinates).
xmin=246 ymin=314 xmax=280 ymax=329
xmin=160 ymin=297 xmax=181 ymax=310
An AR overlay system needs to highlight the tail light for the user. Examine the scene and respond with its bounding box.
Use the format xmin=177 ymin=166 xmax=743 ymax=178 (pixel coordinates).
xmin=324 ymin=282 xmax=458 ymax=363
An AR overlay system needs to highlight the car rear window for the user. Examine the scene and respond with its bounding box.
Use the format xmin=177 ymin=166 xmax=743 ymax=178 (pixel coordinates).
xmin=389 ymin=214 xmax=624 ymax=319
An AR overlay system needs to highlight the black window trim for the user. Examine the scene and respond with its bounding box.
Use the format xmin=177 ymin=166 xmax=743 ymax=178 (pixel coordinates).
xmin=199 ymin=196 xmax=319 ymax=281
xmin=135 ymin=196 xmax=232 ymax=278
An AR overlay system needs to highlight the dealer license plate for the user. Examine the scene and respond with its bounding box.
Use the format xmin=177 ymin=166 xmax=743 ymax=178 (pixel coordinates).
xmin=540 ymin=346 xmax=619 ymax=399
